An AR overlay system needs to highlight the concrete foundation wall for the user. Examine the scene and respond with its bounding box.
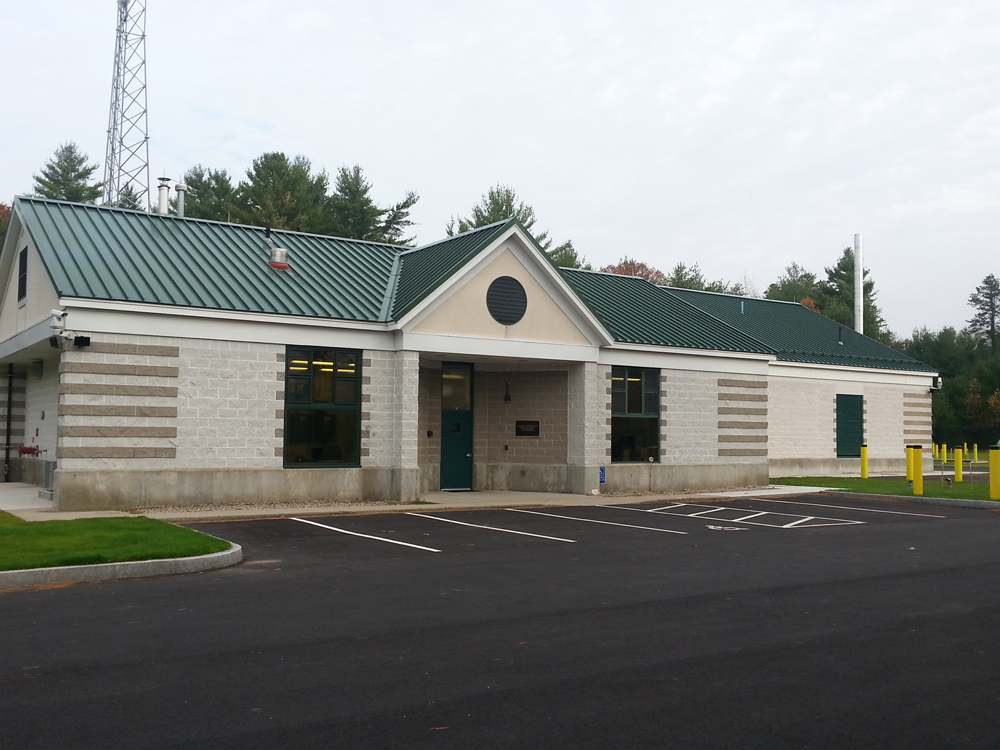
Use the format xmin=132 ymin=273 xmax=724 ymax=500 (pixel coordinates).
xmin=54 ymin=466 xmax=419 ymax=511
xmin=602 ymin=462 xmax=769 ymax=493
xmin=769 ymin=456 xmax=929 ymax=477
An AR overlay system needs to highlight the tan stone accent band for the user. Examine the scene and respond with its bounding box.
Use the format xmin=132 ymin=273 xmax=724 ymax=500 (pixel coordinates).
xmin=719 ymin=393 xmax=768 ymax=402
xmin=80 ymin=343 xmax=180 ymax=357
xmin=61 ymin=405 xmax=178 ymax=417
xmin=60 ymin=384 xmax=179 ymax=397
xmin=904 ymin=420 xmax=932 ymax=426
xmin=61 ymin=362 xmax=179 ymax=378
xmin=717 ymin=379 xmax=767 ymax=388
xmin=58 ymin=426 xmax=178 ymax=438
xmin=718 ymin=421 xmax=768 ymax=430
xmin=903 ymin=393 xmax=930 ymax=399
xmin=718 ymin=406 xmax=767 ymax=415
xmin=719 ymin=434 xmax=768 ymax=442
xmin=719 ymin=448 xmax=768 ymax=456
xmin=59 ymin=447 xmax=177 ymax=459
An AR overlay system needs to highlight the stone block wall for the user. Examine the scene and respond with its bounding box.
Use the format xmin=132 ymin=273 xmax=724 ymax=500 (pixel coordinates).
xmin=58 ymin=334 xmax=283 ymax=472
xmin=567 ymin=362 xmax=609 ymax=468
xmin=660 ymin=370 xmax=768 ymax=465
xmin=473 ymin=368 xmax=568 ymax=465
xmin=418 ymin=363 xmax=441 ymax=491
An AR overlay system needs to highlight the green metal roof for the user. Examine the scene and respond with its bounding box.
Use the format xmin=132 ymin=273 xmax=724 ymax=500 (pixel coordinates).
xmin=390 ymin=219 xmax=516 ymax=319
xmin=11 ymin=198 xmax=936 ymax=374
xmin=17 ymin=197 xmax=399 ymax=322
xmin=561 ymin=268 xmax=773 ymax=354
xmin=664 ymin=287 xmax=935 ymax=372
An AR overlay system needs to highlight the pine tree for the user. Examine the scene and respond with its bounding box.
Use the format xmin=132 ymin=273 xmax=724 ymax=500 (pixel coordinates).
xmin=32 ymin=143 xmax=103 ymax=203
xmin=967 ymin=274 xmax=1000 ymax=354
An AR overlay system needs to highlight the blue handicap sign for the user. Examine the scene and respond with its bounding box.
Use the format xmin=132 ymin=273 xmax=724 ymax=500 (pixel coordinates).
xmin=599 ymin=466 xmax=606 ymax=484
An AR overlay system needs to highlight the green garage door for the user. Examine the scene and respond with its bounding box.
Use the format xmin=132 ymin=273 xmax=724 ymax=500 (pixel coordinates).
xmin=836 ymin=394 xmax=864 ymax=458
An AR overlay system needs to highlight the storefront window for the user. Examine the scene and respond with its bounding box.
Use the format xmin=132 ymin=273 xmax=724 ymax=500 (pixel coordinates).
xmin=611 ymin=366 xmax=660 ymax=462
xmin=284 ymin=348 xmax=361 ymax=465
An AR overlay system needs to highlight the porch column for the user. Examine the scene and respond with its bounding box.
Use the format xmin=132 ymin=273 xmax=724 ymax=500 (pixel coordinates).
xmin=567 ymin=361 xmax=610 ymax=494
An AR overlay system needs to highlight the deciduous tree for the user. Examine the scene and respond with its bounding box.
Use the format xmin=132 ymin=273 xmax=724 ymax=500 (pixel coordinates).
xmin=0 ymin=203 xmax=10 ymax=243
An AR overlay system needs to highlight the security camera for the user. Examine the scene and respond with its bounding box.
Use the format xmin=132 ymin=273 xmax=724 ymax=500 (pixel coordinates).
xmin=50 ymin=309 xmax=67 ymax=319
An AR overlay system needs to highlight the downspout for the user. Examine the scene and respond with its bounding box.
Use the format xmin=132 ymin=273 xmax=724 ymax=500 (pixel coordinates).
xmin=4 ymin=364 xmax=12 ymax=482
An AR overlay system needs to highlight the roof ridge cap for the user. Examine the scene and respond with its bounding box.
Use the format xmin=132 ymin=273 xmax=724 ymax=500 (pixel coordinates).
xmin=16 ymin=196 xmax=403 ymax=250
xmin=403 ymin=218 xmax=513 ymax=255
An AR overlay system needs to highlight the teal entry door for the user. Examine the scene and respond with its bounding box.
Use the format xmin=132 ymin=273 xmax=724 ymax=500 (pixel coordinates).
xmin=441 ymin=362 xmax=474 ymax=490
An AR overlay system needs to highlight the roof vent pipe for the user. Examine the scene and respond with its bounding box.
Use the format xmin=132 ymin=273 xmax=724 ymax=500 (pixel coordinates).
xmin=854 ymin=233 xmax=863 ymax=334
xmin=174 ymin=183 xmax=187 ymax=218
xmin=156 ymin=177 xmax=171 ymax=216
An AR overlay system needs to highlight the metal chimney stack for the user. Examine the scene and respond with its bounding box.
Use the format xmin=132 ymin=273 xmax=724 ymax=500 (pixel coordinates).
xmin=175 ymin=183 xmax=187 ymax=218
xmin=854 ymin=233 xmax=863 ymax=334
xmin=157 ymin=177 xmax=171 ymax=216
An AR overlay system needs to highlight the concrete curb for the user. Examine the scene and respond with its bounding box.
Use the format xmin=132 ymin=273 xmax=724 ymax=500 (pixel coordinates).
xmin=0 ymin=543 xmax=243 ymax=590
xmin=840 ymin=492 xmax=1000 ymax=510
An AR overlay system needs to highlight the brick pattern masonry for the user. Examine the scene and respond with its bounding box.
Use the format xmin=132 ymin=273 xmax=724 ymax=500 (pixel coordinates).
xmin=717 ymin=378 xmax=768 ymax=457
xmin=58 ymin=342 xmax=180 ymax=459
xmin=902 ymin=392 xmax=932 ymax=448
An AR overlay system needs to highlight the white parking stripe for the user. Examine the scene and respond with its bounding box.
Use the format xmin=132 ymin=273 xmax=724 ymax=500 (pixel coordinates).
xmin=781 ymin=516 xmax=817 ymax=528
xmin=751 ymin=497 xmax=947 ymax=518
xmin=601 ymin=504 xmax=865 ymax=529
xmin=729 ymin=512 xmax=769 ymax=521
xmin=506 ymin=508 xmax=688 ymax=534
xmin=290 ymin=517 xmax=441 ymax=552
xmin=405 ymin=513 xmax=577 ymax=542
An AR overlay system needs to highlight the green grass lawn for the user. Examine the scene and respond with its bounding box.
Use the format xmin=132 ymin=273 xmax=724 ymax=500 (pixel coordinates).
xmin=772 ymin=476 xmax=1000 ymax=502
xmin=0 ymin=511 xmax=231 ymax=572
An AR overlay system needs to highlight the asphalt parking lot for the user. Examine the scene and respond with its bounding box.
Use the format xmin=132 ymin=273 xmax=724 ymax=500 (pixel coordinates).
xmin=2 ymin=493 xmax=999 ymax=749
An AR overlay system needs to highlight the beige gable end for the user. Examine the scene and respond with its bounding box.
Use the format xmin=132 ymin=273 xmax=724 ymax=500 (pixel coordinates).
xmin=411 ymin=248 xmax=593 ymax=345
xmin=0 ymin=242 xmax=60 ymax=342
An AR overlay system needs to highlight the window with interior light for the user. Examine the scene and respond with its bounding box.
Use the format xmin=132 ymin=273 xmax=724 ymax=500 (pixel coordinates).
xmin=284 ymin=348 xmax=361 ymax=466
xmin=610 ymin=366 xmax=660 ymax=462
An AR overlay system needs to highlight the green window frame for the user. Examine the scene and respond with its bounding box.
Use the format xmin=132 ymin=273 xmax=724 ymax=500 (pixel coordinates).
xmin=611 ymin=366 xmax=660 ymax=462
xmin=283 ymin=347 xmax=362 ymax=467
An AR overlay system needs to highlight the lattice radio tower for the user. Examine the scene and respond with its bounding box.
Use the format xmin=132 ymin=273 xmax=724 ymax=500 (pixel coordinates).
xmin=103 ymin=0 xmax=150 ymax=208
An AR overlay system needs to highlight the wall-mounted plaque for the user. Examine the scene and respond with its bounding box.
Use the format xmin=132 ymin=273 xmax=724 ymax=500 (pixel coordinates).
xmin=515 ymin=420 xmax=540 ymax=437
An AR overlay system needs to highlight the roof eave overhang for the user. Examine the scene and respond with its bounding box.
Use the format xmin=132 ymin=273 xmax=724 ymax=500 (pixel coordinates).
xmin=58 ymin=297 xmax=394 ymax=332
xmin=769 ymin=358 xmax=939 ymax=378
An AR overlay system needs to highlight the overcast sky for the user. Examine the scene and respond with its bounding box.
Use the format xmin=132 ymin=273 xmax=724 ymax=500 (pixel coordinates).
xmin=2 ymin=1 xmax=998 ymax=336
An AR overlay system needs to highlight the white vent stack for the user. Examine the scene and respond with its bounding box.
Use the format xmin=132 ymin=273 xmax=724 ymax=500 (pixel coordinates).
xmin=854 ymin=233 xmax=863 ymax=334
xmin=157 ymin=177 xmax=171 ymax=216
xmin=175 ymin=182 xmax=187 ymax=218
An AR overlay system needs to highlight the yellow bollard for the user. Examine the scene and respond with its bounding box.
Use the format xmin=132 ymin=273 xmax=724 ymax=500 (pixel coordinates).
xmin=932 ymin=443 xmax=938 ymax=460
xmin=974 ymin=444 xmax=978 ymax=464
xmin=942 ymin=443 xmax=948 ymax=464
xmin=991 ymin=447 xmax=1000 ymax=501
xmin=861 ymin=444 xmax=868 ymax=479
xmin=913 ymin=445 xmax=923 ymax=496
xmin=906 ymin=445 xmax=913 ymax=480
xmin=964 ymin=442 xmax=968 ymax=455
xmin=955 ymin=447 xmax=963 ymax=483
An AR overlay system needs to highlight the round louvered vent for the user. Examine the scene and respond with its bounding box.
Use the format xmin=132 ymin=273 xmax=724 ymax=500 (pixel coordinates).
xmin=486 ymin=276 xmax=527 ymax=325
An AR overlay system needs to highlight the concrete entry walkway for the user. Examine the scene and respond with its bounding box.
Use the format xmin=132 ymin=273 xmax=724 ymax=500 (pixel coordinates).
xmin=0 ymin=482 xmax=833 ymax=523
